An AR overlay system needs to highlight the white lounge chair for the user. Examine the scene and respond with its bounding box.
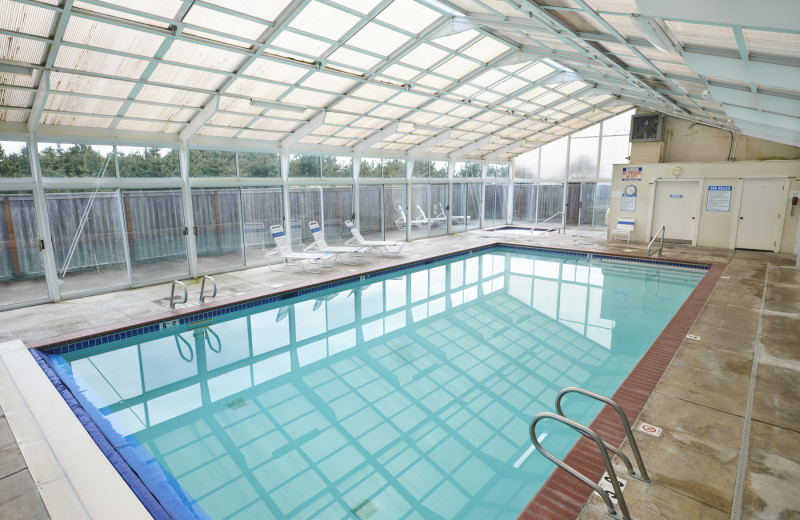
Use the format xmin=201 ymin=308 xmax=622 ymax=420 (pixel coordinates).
xmin=344 ymin=220 xmax=405 ymax=257
xmin=610 ymin=216 xmax=635 ymax=243
xmin=415 ymin=205 xmax=436 ymax=228
xmin=395 ymin=204 xmax=426 ymax=231
xmin=305 ymin=221 xmax=370 ymax=265
xmin=266 ymin=224 xmax=337 ymax=273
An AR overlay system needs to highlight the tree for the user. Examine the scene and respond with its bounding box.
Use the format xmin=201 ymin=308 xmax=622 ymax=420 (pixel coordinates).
xmin=0 ymin=143 xmax=31 ymax=178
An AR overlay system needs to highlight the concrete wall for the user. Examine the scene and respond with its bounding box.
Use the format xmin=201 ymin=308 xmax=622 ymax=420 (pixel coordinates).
xmin=607 ymin=160 xmax=800 ymax=254
xmin=630 ymin=116 xmax=800 ymax=164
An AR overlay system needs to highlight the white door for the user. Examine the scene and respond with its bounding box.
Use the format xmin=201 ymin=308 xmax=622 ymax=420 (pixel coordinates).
xmin=735 ymin=179 xmax=785 ymax=251
xmin=652 ymin=181 xmax=699 ymax=242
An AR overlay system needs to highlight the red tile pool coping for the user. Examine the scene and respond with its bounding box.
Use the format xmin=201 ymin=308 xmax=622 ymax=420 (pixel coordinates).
xmin=518 ymin=261 xmax=726 ymax=520
xmin=23 ymin=242 xmax=724 ymax=520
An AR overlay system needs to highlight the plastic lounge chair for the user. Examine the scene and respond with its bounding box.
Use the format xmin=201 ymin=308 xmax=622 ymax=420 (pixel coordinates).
xmin=396 ymin=204 xmax=426 ymax=230
xmin=432 ymin=203 xmax=448 ymax=227
xmin=305 ymin=221 xmax=370 ymax=265
xmin=610 ymin=216 xmax=635 ymax=243
xmin=266 ymin=224 xmax=337 ymax=273
xmin=415 ymin=205 xmax=435 ymax=228
xmin=344 ymin=220 xmax=405 ymax=257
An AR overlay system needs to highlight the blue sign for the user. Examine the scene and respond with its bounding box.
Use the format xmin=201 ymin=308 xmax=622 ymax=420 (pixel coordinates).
xmin=706 ymin=185 xmax=732 ymax=212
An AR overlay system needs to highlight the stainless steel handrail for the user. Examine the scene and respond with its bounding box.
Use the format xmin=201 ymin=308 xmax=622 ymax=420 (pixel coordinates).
xmin=647 ymin=225 xmax=665 ymax=257
xmin=556 ymin=387 xmax=650 ymax=482
xmin=199 ymin=275 xmax=217 ymax=303
xmin=531 ymin=211 xmax=565 ymax=234
xmin=169 ymin=280 xmax=187 ymax=309
xmin=530 ymin=412 xmax=631 ymax=520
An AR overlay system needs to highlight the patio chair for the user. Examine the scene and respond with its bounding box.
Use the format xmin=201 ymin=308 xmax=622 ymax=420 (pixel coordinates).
xmin=415 ymin=205 xmax=436 ymax=227
xmin=344 ymin=220 xmax=405 ymax=257
xmin=610 ymin=216 xmax=635 ymax=243
xmin=306 ymin=221 xmax=370 ymax=265
xmin=396 ymin=204 xmax=426 ymax=230
xmin=266 ymin=224 xmax=337 ymax=273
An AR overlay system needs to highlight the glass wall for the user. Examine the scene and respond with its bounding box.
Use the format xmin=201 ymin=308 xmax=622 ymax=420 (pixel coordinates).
xmin=409 ymin=184 xmax=447 ymax=239
xmin=0 ymin=191 xmax=48 ymax=306
xmin=0 ymin=141 xmax=32 ymax=178
xmin=192 ymin=189 xmax=243 ymax=273
xmin=484 ymin=183 xmax=507 ymax=228
xmin=362 ymin=157 xmax=406 ymax=178
xmin=242 ymin=187 xmax=283 ymax=265
xmin=118 ymin=147 xmax=180 ymax=178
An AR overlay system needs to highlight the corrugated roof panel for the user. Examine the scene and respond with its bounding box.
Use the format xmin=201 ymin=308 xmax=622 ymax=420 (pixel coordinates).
xmin=329 ymin=0 xmax=381 ymax=14
xmin=469 ymin=69 xmax=506 ymax=88
xmin=416 ymin=74 xmax=451 ymax=89
xmin=0 ymin=87 xmax=33 ymax=107
xmin=353 ymin=116 xmax=387 ymax=129
xmin=163 ymin=40 xmax=245 ymax=72
xmin=0 ymin=69 xmax=39 ymax=88
xmin=271 ymin=30 xmax=331 ymax=59
xmin=197 ymin=126 xmax=239 ymax=137
xmin=432 ymin=30 xmax=481 ymax=51
xmin=124 ymin=103 xmax=195 ymax=122
xmin=335 ymin=127 xmax=372 ymax=139
xmin=0 ymin=35 xmax=46 ymax=65
xmin=237 ymin=129 xmax=285 ymax=141
xmin=556 ymin=81 xmax=588 ymax=95
xmin=40 ymin=113 xmax=113 ymax=127
xmin=182 ymin=28 xmax=251 ymax=48
xmin=424 ymin=99 xmax=460 ymax=114
xmin=432 ymin=56 xmax=480 ymax=81
xmin=600 ymin=14 xmax=649 ymax=42
xmin=203 ymin=0 xmax=292 ymax=23
xmin=325 ymin=112 xmax=358 ymax=125
xmin=461 ymin=36 xmax=511 ymax=63
xmin=743 ymin=29 xmax=800 ymax=60
xmin=321 ymin=137 xmax=354 ymax=147
xmin=301 ymin=72 xmax=359 ymax=94
xmin=655 ymin=62 xmax=693 ymax=77
xmin=0 ymin=108 xmax=27 ymax=122
xmin=429 ymin=115 xmax=461 ymax=127
xmin=665 ymin=21 xmax=738 ymax=53
xmin=367 ymin=104 xmax=412 ymax=119
xmin=136 ymin=84 xmax=209 ymax=106
xmin=50 ymin=71 xmax=135 ymax=98
xmin=207 ymin=112 xmax=253 ymax=127
xmin=383 ymin=142 xmax=412 ymax=151
xmin=183 ymin=5 xmax=268 ymax=41
xmin=116 ymin=119 xmax=183 ymax=133
xmin=281 ymin=88 xmax=337 ymax=107
xmin=376 ymin=0 xmax=441 ymax=34
xmin=311 ymin=124 xmax=338 ymax=137
xmin=1 ymin=0 xmax=55 ymax=37
xmin=218 ymin=96 xmax=262 ymax=114
xmin=399 ymin=44 xmax=450 ymax=70
xmin=381 ymin=64 xmax=419 ymax=81
xmin=348 ymin=22 xmax=410 ymax=57
xmin=54 ymin=46 xmax=148 ymax=79
xmin=149 ymin=63 xmax=227 ymax=90
xmin=226 ymin=78 xmax=289 ymax=101
xmin=298 ymin=134 xmax=325 ymax=144
xmin=584 ymin=0 xmax=637 ymax=11
xmin=493 ymin=76 xmax=529 ymax=95
xmin=465 ymin=0 xmax=518 ymax=17
xmin=75 ymin=0 xmax=181 ymax=20
xmin=473 ymin=91 xmax=502 ymax=104
xmin=448 ymin=105 xmax=481 ymax=118
xmin=244 ymin=58 xmax=309 ymax=84
xmin=350 ymin=83 xmax=396 ymax=102
xmin=290 ymin=1 xmax=361 ymax=41
xmin=45 ymin=93 xmax=123 ymax=115
xmin=326 ymin=47 xmax=383 ymax=71
xmin=388 ymin=91 xmax=428 ymax=109
xmin=64 ymin=16 xmax=164 ymax=57
xmin=249 ymin=118 xmax=301 ymax=132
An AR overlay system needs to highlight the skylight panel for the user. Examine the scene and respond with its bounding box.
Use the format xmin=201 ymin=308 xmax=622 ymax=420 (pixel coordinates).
xmin=743 ymin=29 xmax=800 ymax=60
xmin=327 ymin=47 xmax=383 ymax=71
xmin=1 ymin=0 xmax=55 ymax=37
xmin=390 ymin=91 xmax=429 ymax=108
xmin=71 ymin=1 xmax=174 ymax=28
xmin=250 ymin=119 xmax=302 ymax=132
xmin=0 ymin=69 xmax=38 ymax=88
xmin=400 ymin=44 xmax=450 ymax=70
xmin=469 ymin=69 xmax=506 ymax=88
xmin=64 ymin=17 xmax=164 ymax=57
xmin=40 ymin=114 xmax=113 ymax=128
xmin=448 ymin=105 xmax=481 ymax=118
xmin=405 ymin=111 xmax=437 ymax=125
xmin=461 ymin=37 xmax=511 ymax=63
xmin=182 ymin=28 xmax=251 ymax=48
xmin=381 ymin=64 xmax=420 ymax=81
xmin=432 ymin=30 xmax=481 ymax=51
xmin=202 ymin=0 xmax=292 ymax=23
xmin=473 ymin=91 xmax=502 ymax=103
xmin=226 ymin=78 xmax=289 ymax=101
xmin=583 ymin=0 xmax=637 ymax=12
xmin=49 ymin=72 xmax=135 ymax=98
xmin=244 ymin=59 xmax=308 ymax=84
xmin=493 ymin=76 xmax=529 ymax=95
xmin=368 ymin=104 xmax=412 ymax=119
xmin=281 ymin=88 xmax=337 ymax=107
xmin=149 ymin=63 xmax=227 ymax=90
xmin=298 ymin=135 xmax=325 ymax=144
xmin=432 ymin=56 xmax=480 ymax=81
xmin=136 ymin=84 xmax=209 ymax=107
xmin=452 ymin=85 xmax=479 ymax=97
xmin=656 ymin=62 xmax=692 ymax=77
xmin=336 ymin=127 xmax=373 ymax=139
xmin=325 ymin=112 xmax=358 ymax=125
xmin=183 ymin=5 xmax=268 ymax=41
xmin=532 ymin=91 xmax=564 ymax=106
xmin=417 ymin=74 xmax=451 ymax=89
xmin=664 ymin=21 xmax=738 ymax=53
xmin=354 ymin=116 xmax=388 ymax=129
xmin=45 ymin=93 xmax=122 ymax=115
xmin=556 ymin=81 xmax=588 ymax=95
xmin=376 ymin=0 xmax=442 ymax=34
xmin=328 ymin=0 xmax=382 ymax=14
xmin=54 ymin=46 xmax=149 ymax=79
xmin=163 ymin=40 xmax=245 ymax=72
xmin=477 ymin=0 xmax=523 ymax=17
xmin=347 ymin=22 xmax=411 ymax=57
xmin=302 ymin=72 xmax=359 ymax=94
xmin=290 ymin=1 xmax=361 ymax=41
xmin=197 ymin=126 xmax=239 ymax=137
xmin=332 ymin=97 xmax=377 ymax=113
xmin=323 ymin=137 xmax=356 ymax=147
xmin=270 ymin=31 xmax=331 ymax=59
xmin=0 ymin=36 xmax=46 ymax=65
xmin=0 ymin=109 xmax=28 ymax=122
xmin=0 ymin=88 xmax=32 ymax=107
xmin=312 ymin=124 xmax=339 ymax=137
xmin=238 ymin=129 xmax=284 ymax=141
xmin=351 ymin=83 xmax=396 ymax=101
xmin=455 ymin=120 xmax=482 ymax=131
xmin=208 ymin=112 xmax=254 ymax=128
xmin=124 ymin=103 xmax=195 ymax=122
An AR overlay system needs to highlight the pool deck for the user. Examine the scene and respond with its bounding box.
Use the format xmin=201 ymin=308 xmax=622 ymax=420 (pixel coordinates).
xmin=0 ymin=228 xmax=797 ymax=520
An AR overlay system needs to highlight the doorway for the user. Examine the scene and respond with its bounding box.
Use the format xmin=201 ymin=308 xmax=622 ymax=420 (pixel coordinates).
xmin=735 ymin=178 xmax=786 ymax=251
xmin=651 ymin=180 xmax=700 ymax=244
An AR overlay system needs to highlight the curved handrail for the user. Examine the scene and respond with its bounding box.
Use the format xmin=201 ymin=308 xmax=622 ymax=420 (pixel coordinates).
xmin=204 ymin=328 xmax=222 ymax=354
xmin=556 ymin=387 xmax=650 ymax=482
xmin=531 ymin=211 xmax=565 ymax=234
xmin=199 ymin=275 xmax=217 ymax=303
xmin=530 ymin=413 xmax=631 ymax=519
xmin=169 ymin=280 xmax=188 ymax=309
xmin=647 ymin=226 xmax=665 ymax=257
xmin=175 ymin=335 xmax=194 ymax=362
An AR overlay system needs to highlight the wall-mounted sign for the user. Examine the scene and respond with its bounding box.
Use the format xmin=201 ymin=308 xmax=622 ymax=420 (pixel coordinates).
xmin=621 ymin=194 xmax=636 ymax=212
xmin=622 ymin=167 xmax=642 ymax=181
xmin=706 ymin=185 xmax=732 ymax=212
xmin=669 ymin=194 xmax=683 ymax=199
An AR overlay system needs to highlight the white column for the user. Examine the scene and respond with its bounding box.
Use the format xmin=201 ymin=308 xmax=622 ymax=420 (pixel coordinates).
xmin=179 ymin=140 xmax=198 ymax=278
xmin=280 ymin=148 xmax=292 ymax=243
xmin=506 ymin=163 xmax=514 ymax=225
xmin=405 ymin=158 xmax=413 ymax=241
xmin=352 ymin=154 xmax=361 ymax=228
xmin=27 ymin=132 xmax=61 ymax=302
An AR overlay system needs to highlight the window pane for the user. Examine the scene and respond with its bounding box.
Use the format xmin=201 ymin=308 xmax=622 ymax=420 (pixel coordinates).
xmin=0 ymin=191 xmax=49 ymax=306
xmin=239 ymin=152 xmax=279 ymax=178
xmin=514 ymin=148 xmax=539 ymax=179
xmin=360 ymin=158 xmax=381 ymax=178
xmin=39 ymin=143 xmax=114 ymax=178
xmin=118 ymin=147 xmax=179 ymax=178
xmin=537 ymin=183 xmax=564 ymax=221
xmin=602 ymin=110 xmax=634 ymax=136
xmin=488 ymin=163 xmax=509 ymax=179
xmin=0 ymin=141 xmax=31 ymax=178
xmin=383 ymin=158 xmax=406 ymax=178
xmin=189 ymin=149 xmax=236 ymax=177
xmin=412 ymin=160 xmax=428 ymax=178
xmin=289 ymin=187 xmax=321 ymax=243
xmin=322 ymin=186 xmax=353 ymax=243
xmin=322 ymin=155 xmax=351 ymax=178
xmin=539 ymin=138 xmax=567 ymax=179
xmin=358 ymin=185 xmax=382 ymax=239
xmin=454 ymin=161 xmax=481 ymax=178
xmin=384 ymin=185 xmax=405 ymax=241
xmin=242 ymin=187 xmax=283 ymax=265
xmin=289 ymin=154 xmax=320 ymax=178
xmin=485 ymin=183 xmax=507 ymax=227
xmin=572 ymin=122 xmax=600 ymax=137
xmin=512 ymin=183 xmax=538 ymax=224
xmin=192 ymin=188 xmax=243 ymax=273
xmin=599 ymin=135 xmax=630 ymax=179
xmin=568 ymin=137 xmax=599 ymax=178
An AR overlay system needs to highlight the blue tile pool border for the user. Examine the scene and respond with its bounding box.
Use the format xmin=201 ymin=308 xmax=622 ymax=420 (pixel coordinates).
xmin=37 ymin=243 xmax=709 ymax=356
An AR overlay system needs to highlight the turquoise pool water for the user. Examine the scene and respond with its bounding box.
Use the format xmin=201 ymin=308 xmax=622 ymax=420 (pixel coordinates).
xmin=40 ymin=248 xmax=706 ymax=520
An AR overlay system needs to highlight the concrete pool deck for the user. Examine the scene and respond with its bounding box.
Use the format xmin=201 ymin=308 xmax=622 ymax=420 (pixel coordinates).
xmin=0 ymin=228 xmax=797 ymax=520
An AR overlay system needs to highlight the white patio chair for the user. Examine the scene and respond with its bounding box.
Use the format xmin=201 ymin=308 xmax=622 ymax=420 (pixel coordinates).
xmin=266 ymin=224 xmax=337 ymax=273
xmin=344 ymin=220 xmax=405 ymax=257
xmin=610 ymin=216 xmax=635 ymax=243
xmin=305 ymin=221 xmax=370 ymax=265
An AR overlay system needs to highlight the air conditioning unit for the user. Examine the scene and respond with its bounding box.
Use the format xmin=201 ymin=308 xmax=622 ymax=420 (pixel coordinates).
xmin=629 ymin=113 xmax=665 ymax=142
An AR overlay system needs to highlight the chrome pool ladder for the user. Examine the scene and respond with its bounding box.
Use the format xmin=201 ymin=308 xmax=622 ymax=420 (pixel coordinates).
xmin=529 ymin=387 xmax=651 ymax=520
xmin=648 ymin=225 xmax=665 ymax=257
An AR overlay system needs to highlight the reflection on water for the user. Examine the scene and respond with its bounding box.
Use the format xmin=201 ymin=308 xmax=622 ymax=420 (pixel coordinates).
xmin=45 ymin=251 xmax=704 ymax=520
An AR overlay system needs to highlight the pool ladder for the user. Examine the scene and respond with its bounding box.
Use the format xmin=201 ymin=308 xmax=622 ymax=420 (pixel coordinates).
xmin=529 ymin=387 xmax=650 ymax=520
xmin=168 ymin=276 xmax=217 ymax=309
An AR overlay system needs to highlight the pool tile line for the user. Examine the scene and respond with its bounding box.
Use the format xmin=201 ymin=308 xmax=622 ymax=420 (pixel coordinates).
xmin=518 ymin=262 xmax=725 ymax=520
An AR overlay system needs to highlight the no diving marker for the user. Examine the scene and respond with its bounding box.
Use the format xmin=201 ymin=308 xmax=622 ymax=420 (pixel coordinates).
xmin=637 ymin=422 xmax=663 ymax=438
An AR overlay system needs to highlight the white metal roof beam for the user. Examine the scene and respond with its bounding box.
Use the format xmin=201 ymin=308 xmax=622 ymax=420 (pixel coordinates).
xmin=281 ymin=111 xmax=327 ymax=149
xmin=484 ymin=140 xmax=524 ymax=160
xmin=353 ymin=122 xmax=400 ymax=155
xmin=735 ymin=121 xmax=800 ymax=147
xmin=179 ymin=95 xmax=219 ymax=142
xmin=682 ymin=53 xmax=800 ymax=92
xmin=450 ymin=135 xmax=492 ymax=159
xmin=408 ymin=130 xmax=452 ymax=156
xmin=707 ymin=86 xmax=800 ymax=116
xmin=634 ymin=0 xmax=800 ymax=33
xmin=723 ymin=105 xmax=800 ymax=132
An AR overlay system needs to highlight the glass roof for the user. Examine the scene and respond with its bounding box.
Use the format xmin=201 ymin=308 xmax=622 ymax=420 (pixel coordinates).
xmin=0 ymin=0 xmax=797 ymax=154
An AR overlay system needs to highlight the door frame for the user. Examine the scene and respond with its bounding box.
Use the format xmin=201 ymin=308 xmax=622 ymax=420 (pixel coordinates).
xmin=729 ymin=177 xmax=789 ymax=253
xmin=648 ymin=178 xmax=703 ymax=246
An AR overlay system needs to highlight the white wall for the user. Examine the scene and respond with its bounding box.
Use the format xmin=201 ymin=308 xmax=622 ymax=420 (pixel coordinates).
xmin=607 ymin=160 xmax=800 ymax=253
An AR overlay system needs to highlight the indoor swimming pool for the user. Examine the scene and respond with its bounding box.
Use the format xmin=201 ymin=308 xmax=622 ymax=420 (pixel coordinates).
xmin=35 ymin=246 xmax=708 ymax=520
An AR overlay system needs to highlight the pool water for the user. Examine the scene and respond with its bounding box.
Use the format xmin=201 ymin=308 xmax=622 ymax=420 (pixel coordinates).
xmin=40 ymin=248 xmax=706 ymax=520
